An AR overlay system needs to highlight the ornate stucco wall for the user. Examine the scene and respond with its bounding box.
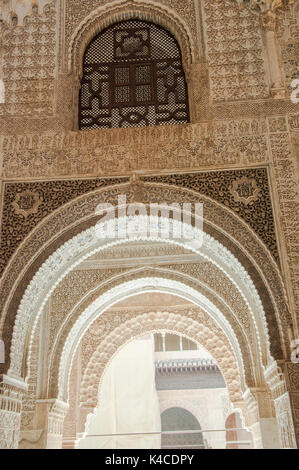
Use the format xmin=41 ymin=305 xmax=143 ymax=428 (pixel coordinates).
xmin=0 ymin=0 xmax=298 ymax=449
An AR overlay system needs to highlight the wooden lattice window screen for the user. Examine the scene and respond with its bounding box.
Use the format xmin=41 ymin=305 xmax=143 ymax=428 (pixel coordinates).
xmin=79 ymin=20 xmax=190 ymax=130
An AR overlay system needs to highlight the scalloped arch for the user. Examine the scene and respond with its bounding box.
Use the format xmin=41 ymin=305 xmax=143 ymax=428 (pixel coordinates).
xmin=0 ymin=182 xmax=288 ymax=381
xmin=13 ymin=219 xmax=269 ymax=386
xmin=58 ymin=277 xmax=248 ymax=402
xmin=79 ymin=312 xmax=243 ymax=407
xmin=47 ymin=263 xmax=256 ymax=397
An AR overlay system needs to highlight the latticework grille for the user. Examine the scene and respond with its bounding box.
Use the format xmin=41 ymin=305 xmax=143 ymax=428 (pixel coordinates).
xmin=79 ymin=20 xmax=190 ymax=130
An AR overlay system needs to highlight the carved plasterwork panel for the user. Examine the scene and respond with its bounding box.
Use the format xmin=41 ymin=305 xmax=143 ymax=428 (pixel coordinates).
xmin=0 ymin=410 xmax=21 ymax=449
xmin=269 ymin=126 xmax=298 ymax=338
xmin=58 ymin=304 xmax=243 ymax=440
xmin=65 ymin=0 xmax=197 ymax=52
xmin=0 ymin=384 xmax=22 ymax=449
xmin=201 ymin=0 xmax=269 ymax=101
xmin=0 ymin=1 xmax=56 ymax=117
xmin=80 ymin=305 xmax=236 ymax=371
xmin=0 ymin=0 xmax=297 ymax=448
xmin=13 ymin=224 xmax=268 ymax=385
xmin=44 ymin=222 xmax=272 ymax=366
xmin=277 ymin=4 xmax=299 ymax=90
xmin=229 ymin=177 xmax=261 ymax=206
xmin=12 ymin=190 xmax=43 ymax=218
xmin=55 ymin=273 xmax=265 ymax=402
xmin=0 ymin=177 xmax=128 ymax=276
xmin=142 ymin=167 xmax=277 ymax=261
xmin=274 ymin=392 xmax=297 ymax=448
xmin=287 ymin=364 xmax=299 ymax=392
xmin=0 ymin=168 xmax=277 ymax=277
xmin=48 ymin=266 xmax=128 ymax=350
xmin=20 ymin=317 xmax=42 ymax=434
xmin=288 ymin=113 xmax=299 ymax=132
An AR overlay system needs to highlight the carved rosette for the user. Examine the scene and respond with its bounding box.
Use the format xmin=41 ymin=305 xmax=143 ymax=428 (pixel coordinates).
xmin=12 ymin=190 xmax=42 ymax=218
xmin=229 ymin=177 xmax=261 ymax=205
xmin=35 ymin=399 xmax=69 ymax=449
xmin=48 ymin=400 xmax=69 ymax=437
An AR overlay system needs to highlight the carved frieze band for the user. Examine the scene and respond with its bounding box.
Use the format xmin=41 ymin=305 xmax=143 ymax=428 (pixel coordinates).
xmin=1 ymin=119 xmax=269 ymax=179
xmin=2 ymin=115 xmax=297 ymax=182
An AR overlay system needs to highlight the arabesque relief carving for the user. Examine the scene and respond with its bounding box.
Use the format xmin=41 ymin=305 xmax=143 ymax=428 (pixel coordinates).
xmin=0 ymin=177 xmax=128 ymax=276
xmin=1 ymin=118 xmax=269 ymax=177
xmin=47 ymin=263 xmax=254 ymax=389
xmin=0 ymin=0 xmax=298 ymax=449
xmin=142 ymin=167 xmax=277 ymax=261
xmin=0 ymin=168 xmax=277 ymax=279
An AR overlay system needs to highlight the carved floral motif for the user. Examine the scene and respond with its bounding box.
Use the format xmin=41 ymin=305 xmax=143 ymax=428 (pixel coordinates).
xmin=79 ymin=311 xmax=243 ymax=407
xmin=229 ymin=177 xmax=261 ymax=205
xmin=12 ymin=190 xmax=42 ymax=218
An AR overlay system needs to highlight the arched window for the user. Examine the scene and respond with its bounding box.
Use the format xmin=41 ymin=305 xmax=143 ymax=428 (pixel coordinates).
xmin=161 ymin=407 xmax=204 ymax=449
xmin=79 ymin=19 xmax=190 ymax=130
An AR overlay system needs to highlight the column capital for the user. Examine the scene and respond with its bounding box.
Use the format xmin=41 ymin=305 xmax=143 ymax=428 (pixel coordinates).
xmin=0 ymin=373 xmax=28 ymax=392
